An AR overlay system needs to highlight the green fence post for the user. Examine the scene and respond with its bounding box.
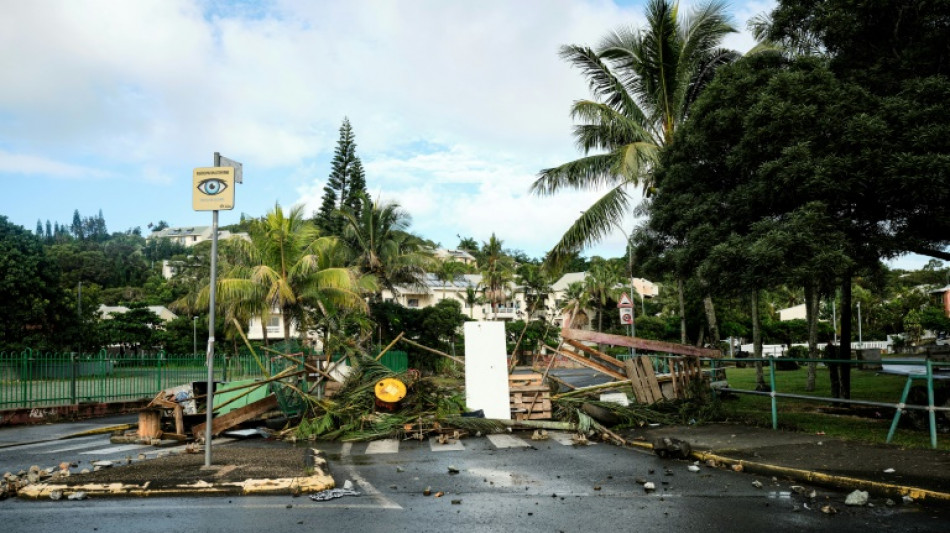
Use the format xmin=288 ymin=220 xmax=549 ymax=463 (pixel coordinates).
xmin=769 ymin=358 xmax=778 ymax=430
xmin=926 ymin=360 xmax=937 ymax=449
xmin=886 ymin=376 xmax=914 ymax=443
xmin=70 ymin=352 xmax=77 ymax=405
xmin=157 ymin=351 xmax=164 ymax=394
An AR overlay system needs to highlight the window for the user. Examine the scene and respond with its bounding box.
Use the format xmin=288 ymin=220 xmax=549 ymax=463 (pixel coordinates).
xmin=266 ymin=316 xmax=280 ymax=334
xmin=407 ymin=298 xmax=419 ymax=308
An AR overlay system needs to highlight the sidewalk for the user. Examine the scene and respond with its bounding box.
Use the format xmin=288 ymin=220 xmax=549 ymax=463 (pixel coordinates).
xmin=628 ymin=423 xmax=950 ymax=503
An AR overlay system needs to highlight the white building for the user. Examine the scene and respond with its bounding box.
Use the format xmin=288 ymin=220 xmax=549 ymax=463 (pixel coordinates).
xmin=148 ymin=226 xmax=249 ymax=248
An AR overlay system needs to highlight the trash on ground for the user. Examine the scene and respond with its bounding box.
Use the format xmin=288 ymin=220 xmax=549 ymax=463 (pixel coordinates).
xmin=309 ymin=488 xmax=361 ymax=501
xmin=845 ymin=490 xmax=869 ymax=506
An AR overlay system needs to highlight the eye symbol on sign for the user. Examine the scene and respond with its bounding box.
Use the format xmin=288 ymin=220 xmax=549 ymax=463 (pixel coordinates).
xmin=196 ymin=178 xmax=228 ymax=196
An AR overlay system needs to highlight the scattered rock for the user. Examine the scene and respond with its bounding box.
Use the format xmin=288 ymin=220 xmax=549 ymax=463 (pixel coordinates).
xmin=821 ymin=504 xmax=837 ymax=514
xmin=635 ymin=477 xmax=647 ymax=485
xmin=343 ymin=480 xmax=354 ymax=490
xmin=643 ymin=482 xmax=656 ymax=492
xmin=423 ymin=486 xmax=432 ymax=496
xmin=59 ymin=462 xmax=70 ymax=471
xmin=883 ymin=468 xmax=895 ymax=474
xmin=451 ymin=499 xmax=462 ymax=505
xmin=80 ymin=468 xmax=90 ymax=475
xmin=790 ymin=485 xmax=805 ymax=494
xmin=531 ymin=429 xmax=549 ymax=441
xmin=653 ymin=437 xmax=691 ymax=459
xmin=434 ymin=491 xmax=444 ymax=498
xmin=687 ymin=465 xmax=700 ymax=473
xmin=396 ymin=466 xmax=404 ymax=473
xmin=885 ymin=498 xmax=896 ymax=507
xmin=705 ymin=459 xmax=717 ymax=468
xmin=593 ymin=485 xmax=601 ymax=491
xmin=902 ymin=495 xmax=914 ymax=504
xmin=49 ymin=490 xmax=63 ymax=501
xmin=67 ymin=491 xmax=87 ymax=501
xmin=845 ymin=490 xmax=869 ymax=506
xmin=731 ymin=464 xmax=743 ymax=472
xmin=447 ymin=466 xmax=460 ymax=475
xmin=752 ymin=480 xmax=763 ymax=489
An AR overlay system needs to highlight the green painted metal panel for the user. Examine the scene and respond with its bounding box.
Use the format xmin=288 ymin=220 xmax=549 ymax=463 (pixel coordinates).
xmin=379 ymin=350 xmax=409 ymax=373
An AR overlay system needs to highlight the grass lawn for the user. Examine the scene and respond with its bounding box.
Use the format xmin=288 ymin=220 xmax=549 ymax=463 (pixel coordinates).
xmin=717 ymin=365 xmax=950 ymax=451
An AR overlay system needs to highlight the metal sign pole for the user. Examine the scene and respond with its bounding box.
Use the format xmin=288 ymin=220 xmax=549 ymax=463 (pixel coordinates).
xmin=204 ymin=152 xmax=222 ymax=467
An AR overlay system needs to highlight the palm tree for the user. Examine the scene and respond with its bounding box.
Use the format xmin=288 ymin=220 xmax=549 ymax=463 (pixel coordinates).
xmin=215 ymin=204 xmax=367 ymax=346
xmin=479 ymin=233 xmax=515 ymax=320
xmin=435 ymin=260 xmax=467 ymax=301
xmin=531 ymin=0 xmax=736 ymax=267
xmin=462 ymin=286 xmax=480 ymax=319
xmin=516 ymin=263 xmax=553 ymax=320
xmin=339 ymin=194 xmax=434 ymax=299
xmin=585 ymin=258 xmax=623 ymax=334
xmin=560 ymin=281 xmax=591 ymax=329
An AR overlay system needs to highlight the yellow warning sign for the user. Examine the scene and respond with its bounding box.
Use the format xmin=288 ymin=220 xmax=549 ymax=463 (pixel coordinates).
xmin=192 ymin=167 xmax=235 ymax=211
xmin=617 ymin=292 xmax=633 ymax=308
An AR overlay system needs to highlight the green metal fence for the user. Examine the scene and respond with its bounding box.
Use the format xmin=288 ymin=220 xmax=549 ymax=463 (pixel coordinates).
xmin=0 ymin=349 xmax=269 ymax=409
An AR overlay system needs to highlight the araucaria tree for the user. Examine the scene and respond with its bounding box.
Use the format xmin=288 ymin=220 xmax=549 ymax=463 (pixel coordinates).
xmin=315 ymin=118 xmax=370 ymax=235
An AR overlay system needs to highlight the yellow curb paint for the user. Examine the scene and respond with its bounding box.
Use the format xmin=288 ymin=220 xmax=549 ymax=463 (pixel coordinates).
xmin=690 ymin=450 xmax=950 ymax=503
xmin=623 ymin=440 xmax=950 ymax=503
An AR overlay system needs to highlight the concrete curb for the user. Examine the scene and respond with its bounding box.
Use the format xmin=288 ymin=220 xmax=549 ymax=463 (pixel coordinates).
xmin=17 ymin=449 xmax=334 ymax=500
xmin=625 ymin=439 xmax=950 ymax=503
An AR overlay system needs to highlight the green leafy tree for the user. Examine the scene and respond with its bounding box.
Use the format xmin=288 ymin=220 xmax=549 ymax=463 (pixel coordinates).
xmin=531 ymin=0 xmax=737 ymax=267
xmin=0 ymin=216 xmax=73 ymax=350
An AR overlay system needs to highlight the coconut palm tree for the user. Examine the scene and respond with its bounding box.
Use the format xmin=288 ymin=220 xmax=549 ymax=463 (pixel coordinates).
xmin=531 ymin=0 xmax=736 ymax=267
xmin=479 ymin=233 xmax=515 ymax=320
xmin=435 ymin=260 xmax=467 ymax=301
xmin=215 ymin=203 xmax=367 ymax=346
xmin=585 ymin=258 xmax=623 ymax=334
xmin=338 ymin=194 xmax=434 ymax=299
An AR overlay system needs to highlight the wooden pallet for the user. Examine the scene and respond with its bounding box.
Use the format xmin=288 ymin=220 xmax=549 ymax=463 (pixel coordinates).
xmin=624 ymin=356 xmax=663 ymax=405
xmin=509 ymin=373 xmax=552 ymax=420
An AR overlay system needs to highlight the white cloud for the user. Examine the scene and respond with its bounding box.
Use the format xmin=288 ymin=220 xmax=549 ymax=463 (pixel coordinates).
xmin=0 ymin=150 xmax=111 ymax=180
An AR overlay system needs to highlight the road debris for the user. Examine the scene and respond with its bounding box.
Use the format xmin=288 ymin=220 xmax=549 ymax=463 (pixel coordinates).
xmin=845 ymin=490 xmax=869 ymax=506
xmin=309 ymin=488 xmax=361 ymax=501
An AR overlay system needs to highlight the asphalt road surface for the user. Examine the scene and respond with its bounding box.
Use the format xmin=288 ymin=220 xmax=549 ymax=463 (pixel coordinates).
xmin=2 ymin=430 xmax=946 ymax=532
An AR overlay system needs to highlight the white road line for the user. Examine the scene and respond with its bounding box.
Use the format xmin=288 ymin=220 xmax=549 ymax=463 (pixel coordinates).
xmin=79 ymin=443 xmax=151 ymax=455
xmin=486 ymin=434 xmax=530 ymax=449
xmin=549 ymin=431 xmax=592 ymax=446
xmin=365 ymin=439 xmax=399 ymax=454
xmin=340 ymin=441 xmax=402 ymax=510
xmin=5 ymin=435 xmax=100 ymax=451
xmin=41 ymin=441 xmax=111 ymax=454
xmin=428 ymin=436 xmax=465 ymax=451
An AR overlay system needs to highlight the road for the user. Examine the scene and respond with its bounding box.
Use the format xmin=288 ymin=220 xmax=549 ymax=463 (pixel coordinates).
xmin=2 ymin=429 xmax=946 ymax=532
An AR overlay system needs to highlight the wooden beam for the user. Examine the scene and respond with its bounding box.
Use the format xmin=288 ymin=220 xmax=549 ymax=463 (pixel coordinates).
xmin=191 ymin=394 xmax=279 ymax=438
xmin=561 ymin=328 xmax=720 ymax=358
xmin=543 ymin=343 xmax=627 ymax=381
xmin=564 ymin=339 xmax=627 ymax=371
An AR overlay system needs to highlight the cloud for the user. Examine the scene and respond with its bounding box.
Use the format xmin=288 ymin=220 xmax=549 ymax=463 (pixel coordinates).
xmin=0 ymin=150 xmax=111 ymax=180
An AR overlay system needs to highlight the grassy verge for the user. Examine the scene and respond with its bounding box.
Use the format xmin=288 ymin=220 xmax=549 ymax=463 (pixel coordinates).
xmin=717 ymin=365 xmax=949 ymax=451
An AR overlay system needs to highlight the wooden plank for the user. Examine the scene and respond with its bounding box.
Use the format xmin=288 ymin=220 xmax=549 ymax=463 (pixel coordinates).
xmin=172 ymin=405 xmax=184 ymax=435
xmin=564 ymin=339 xmax=627 ymax=372
xmin=624 ymin=359 xmax=649 ymax=403
xmin=508 ymin=385 xmax=552 ymax=393
xmin=138 ymin=409 xmax=162 ymax=439
xmin=638 ymin=356 xmax=664 ymax=401
xmin=561 ymin=328 xmax=721 ymax=358
xmin=191 ymin=394 xmax=279 ymax=437
xmin=547 ymin=345 xmax=627 ymax=381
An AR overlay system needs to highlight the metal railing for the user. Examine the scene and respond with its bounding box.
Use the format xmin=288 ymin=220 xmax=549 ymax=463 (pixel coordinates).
xmin=687 ymin=355 xmax=950 ymax=449
xmin=0 ymin=349 xmax=269 ymax=409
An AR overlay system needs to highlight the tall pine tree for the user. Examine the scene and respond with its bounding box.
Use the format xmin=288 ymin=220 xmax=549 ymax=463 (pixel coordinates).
xmin=314 ymin=118 xmax=369 ymax=234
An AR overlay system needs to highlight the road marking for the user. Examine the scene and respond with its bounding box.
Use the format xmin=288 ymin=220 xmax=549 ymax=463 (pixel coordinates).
xmin=4 ymin=435 xmax=100 ymax=451
xmin=486 ymin=434 xmax=530 ymax=449
xmin=365 ymin=439 xmax=399 ymax=454
xmin=428 ymin=436 xmax=465 ymax=451
xmin=340 ymin=440 xmax=402 ymax=509
xmin=41 ymin=441 xmax=113 ymax=454
xmin=79 ymin=443 xmax=151 ymax=455
xmin=549 ymin=431 xmax=592 ymax=446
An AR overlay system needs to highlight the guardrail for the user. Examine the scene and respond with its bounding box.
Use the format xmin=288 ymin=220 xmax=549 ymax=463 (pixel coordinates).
xmin=688 ymin=355 xmax=950 ymax=449
xmin=0 ymin=349 xmax=269 ymax=409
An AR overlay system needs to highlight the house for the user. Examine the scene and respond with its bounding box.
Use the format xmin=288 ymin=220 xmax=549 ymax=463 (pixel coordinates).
xmin=432 ymin=248 xmax=477 ymax=266
xmin=246 ymin=310 xmax=316 ymax=343
xmin=98 ymin=304 xmax=178 ymax=323
xmin=778 ymin=303 xmax=807 ymax=321
xmin=930 ymin=285 xmax=950 ymax=318
xmin=147 ymin=226 xmax=249 ymax=248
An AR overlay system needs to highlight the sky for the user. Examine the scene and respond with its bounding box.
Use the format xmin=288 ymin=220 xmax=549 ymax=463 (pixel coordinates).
xmin=0 ymin=0 xmax=932 ymax=270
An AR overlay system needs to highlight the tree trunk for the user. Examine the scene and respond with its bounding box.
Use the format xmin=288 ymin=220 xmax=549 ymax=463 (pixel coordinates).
xmin=752 ymin=290 xmax=766 ymax=391
xmin=703 ymin=294 xmax=720 ymax=347
xmin=839 ymin=274 xmax=852 ymax=401
xmin=678 ymin=278 xmax=687 ymax=344
xmin=804 ymin=282 xmax=819 ymax=392
xmin=283 ymin=310 xmax=292 ymax=347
